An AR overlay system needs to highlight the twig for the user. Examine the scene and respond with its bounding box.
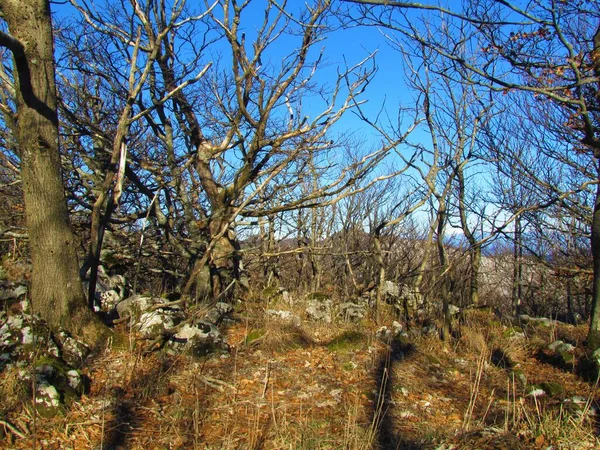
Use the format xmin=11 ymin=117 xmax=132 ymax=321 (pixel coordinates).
xmin=201 ymin=376 xmax=237 ymax=393
xmin=0 ymin=419 xmax=27 ymax=439
xmin=111 ymin=314 xmax=132 ymax=325
xmin=148 ymin=298 xmax=187 ymax=311
xmin=261 ymin=361 xmax=271 ymax=399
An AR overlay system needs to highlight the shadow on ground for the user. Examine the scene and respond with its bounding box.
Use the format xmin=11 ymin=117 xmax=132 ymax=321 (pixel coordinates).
xmin=369 ymin=338 xmax=418 ymax=450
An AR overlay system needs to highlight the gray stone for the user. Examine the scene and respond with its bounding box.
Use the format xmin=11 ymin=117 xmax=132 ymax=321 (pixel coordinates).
xmin=376 ymin=326 xmax=392 ymax=341
xmin=28 ymin=360 xmax=87 ymax=418
xmin=282 ymin=290 xmax=293 ymax=305
xmin=527 ymin=387 xmax=546 ymax=397
xmin=0 ymin=284 xmax=27 ymax=301
xmin=67 ymin=370 xmax=82 ymax=391
xmin=266 ymin=309 xmax=301 ymax=326
xmin=338 ymin=302 xmax=365 ymax=321
xmin=382 ymin=281 xmax=400 ymax=297
xmin=593 ymin=348 xmax=600 ymax=368
xmin=518 ymin=314 xmax=531 ymax=324
xmin=54 ymin=330 xmax=90 ymax=366
xmin=305 ymin=300 xmax=332 ymax=323
xmin=536 ymin=317 xmax=553 ymax=327
xmin=392 ymin=321 xmax=403 ymax=335
xmin=35 ymin=381 xmax=62 ymax=417
xmin=137 ymin=311 xmax=177 ymax=336
xmin=548 ymin=340 xmax=575 ymax=354
xmin=99 ymin=289 xmax=123 ymax=311
xmin=448 ymin=304 xmax=461 ymax=316
xmin=399 ymin=285 xmax=422 ymax=309
xmin=172 ymin=321 xmax=228 ymax=355
xmin=204 ymin=302 xmax=234 ymax=325
xmin=115 ymin=295 xmax=160 ymax=317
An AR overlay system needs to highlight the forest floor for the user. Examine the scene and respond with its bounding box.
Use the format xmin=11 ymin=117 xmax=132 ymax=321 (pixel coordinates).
xmin=1 ymin=301 xmax=600 ymax=449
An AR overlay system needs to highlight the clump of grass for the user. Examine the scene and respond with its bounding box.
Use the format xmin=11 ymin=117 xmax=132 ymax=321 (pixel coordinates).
xmin=244 ymin=328 xmax=265 ymax=346
xmin=264 ymin=323 xmax=314 ymax=353
xmin=327 ymin=330 xmax=366 ymax=352
xmin=0 ymin=365 xmax=29 ymax=417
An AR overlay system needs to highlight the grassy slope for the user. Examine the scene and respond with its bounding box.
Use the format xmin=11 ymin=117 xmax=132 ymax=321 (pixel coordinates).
xmin=1 ymin=304 xmax=599 ymax=449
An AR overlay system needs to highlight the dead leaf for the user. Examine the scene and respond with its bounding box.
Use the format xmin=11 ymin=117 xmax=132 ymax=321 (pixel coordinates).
xmin=535 ymin=434 xmax=545 ymax=448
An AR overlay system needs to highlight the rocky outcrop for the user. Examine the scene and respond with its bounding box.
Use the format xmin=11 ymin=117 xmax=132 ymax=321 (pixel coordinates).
xmin=338 ymin=302 xmax=366 ymax=321
xmin=112 ymin=296 xmax=232 ymax=355
xmin=0 ymin=308 xmax=90 ymax=418
xmin=266 ymin=309 xmax=302 ymax=326
xmin=305 ymin=298 xmax=332 ymax=323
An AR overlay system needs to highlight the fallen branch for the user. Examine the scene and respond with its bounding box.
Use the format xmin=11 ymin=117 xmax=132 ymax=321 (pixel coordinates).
xmin=0 ymin=419 xmax=27 ymax=439
xmin=201 ymin=376 xmax=237 ymax=393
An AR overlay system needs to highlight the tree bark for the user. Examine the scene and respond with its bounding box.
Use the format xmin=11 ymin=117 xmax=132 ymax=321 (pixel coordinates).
xmin=183 ymin=216 xmax=244 ymax=303
xmin=435 ymin=199 xmax=452 ymax=341
xmin=586 ymin=27 xmax=600 ymax=350
xmin=373 ymin=224 xmax=386 ymax=324
xmin=587 ymin=165 xmax=600 ymax=349
xmin=512 ymin=215 xmax=523 ymax=316
xmin=469 ymin=245 xmax=482 ymax=306
xmin=0 ymin=0 xmax=107 ymax=346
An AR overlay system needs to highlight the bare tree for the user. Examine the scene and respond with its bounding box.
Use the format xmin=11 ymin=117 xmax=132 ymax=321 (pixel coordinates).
xmin=347 ymin=0 xmax=600 ymax=349
xmin=57 ymin=0 xmax=398 ymax=305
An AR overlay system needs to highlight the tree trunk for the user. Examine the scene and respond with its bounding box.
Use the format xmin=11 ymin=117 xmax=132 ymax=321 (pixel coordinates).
xmin=0 ymin=0 xmax=107 ymax=346
xmin=183 ymin=217 xmax=244 ymax=303
xmin=436 ymin=201 xmax=451 ymax=341
xmin=414 ymin=221 xmax=436 ymax=315
xmin=586 ymin=28 xmax=600 ymax=351
xmin=512 ymin=215 xmax=523 ymax=316
xmin=469 ymin=245 xmax=482 ymax=306
xmin=587 ymin=166 xmax=600 ymax=349
xmin=373 ymin=225 xmax=386 ymax=324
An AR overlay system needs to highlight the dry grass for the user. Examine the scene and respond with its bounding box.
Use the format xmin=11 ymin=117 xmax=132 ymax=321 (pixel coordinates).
xmin=1 ymin=301 xmax=599 ymax=449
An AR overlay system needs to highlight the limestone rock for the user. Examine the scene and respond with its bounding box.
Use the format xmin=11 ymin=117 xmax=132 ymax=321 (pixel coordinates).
xmin=0 ymin=283 xmax=27 ymax=301
xmin=338 ymin=302 xmax=365 ymax=321
xmin=305 ymin=300 xmax=332 ymax=323
xmin=204 ymin=302 xmax=234 ymax=325
xmin=547 ymin=340 xmax=576 ymax=367
xmin=171 ymin=321 xmax=228 ymax=355
xmin=266 ymin=309 xmax=301 ymax=326
xmin=53 ymin=330 xmax=90 ymax=367
xmin=382 ymin=280 xmax=400 ymax=298
xmin=115 ymin=295 xmax=159 ymax=318
xmin=137 ymin=311 xmax=177 ymax=337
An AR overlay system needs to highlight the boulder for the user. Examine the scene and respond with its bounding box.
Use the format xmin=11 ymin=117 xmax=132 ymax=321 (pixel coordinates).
xmin=35 ymin=380 xmax=63 ymax=418
xmin=0 ymin=282 xmax=27 ymax=301
xmin=547 ymin=340 xmax=576 ymax=367
xmin=306 ymin=300 xmax=332 ymax=323
xmin=563 ymin=396 xmax=599 ymax=418
xmin=204 ymin=302 xmax=234 ymax=325
xmin=53 ymin=330 xmax=90 ymax=367
xmin=137 ymin=311 xmax=178 ymax=337
xmin=1 ymin=311 xmax=90 ymax=370
xmin=266 ymin=309 xmax=301 ymax=326
xmin=281 ymin=290 xmax=293 ymax=305
xmin=338 ymin=302 xmax=366 ymax=321
xmin=115 ymin=295 xmax=162 ymax=318
xmin=447 ymin=304 xmax=461 ymax=316
xmin=382 ymin=281 xmax=400 ymax=298
xmin=376 ymin=321 xmax=406 ymax=342
xmin=171 ymin=321 xmax=228 ymax=355
xmin=593 ymin=348 xmax=600 ymax=368
xmin=20 ymin=359 xmax=88 ymax=418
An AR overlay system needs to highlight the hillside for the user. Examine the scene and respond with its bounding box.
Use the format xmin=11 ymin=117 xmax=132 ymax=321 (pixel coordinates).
xmin=1 ymin=291 xmax=599 ymax=450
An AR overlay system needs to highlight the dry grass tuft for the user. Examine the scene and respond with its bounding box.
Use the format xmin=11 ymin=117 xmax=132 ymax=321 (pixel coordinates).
xmin=1 ymin=299 xmax=599 ymax=449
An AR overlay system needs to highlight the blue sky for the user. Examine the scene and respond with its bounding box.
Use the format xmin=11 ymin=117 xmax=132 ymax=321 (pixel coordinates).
xmin=50 ymin=0 xmax=414 ymax=146
xmin=49 ymin=0 xmax=491 ymax=235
